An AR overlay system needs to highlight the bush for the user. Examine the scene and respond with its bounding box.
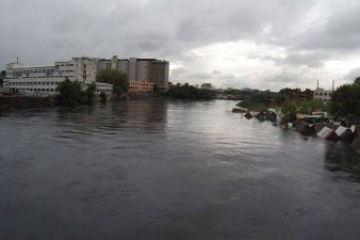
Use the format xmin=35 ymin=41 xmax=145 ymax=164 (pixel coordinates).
xmin=56 ymin=78 xmax=97 ymax=106
xmin=56 ymin=77 xmax=82 ymax=106
xmin=298 ymin=98 xmax=326 ymax=114
xmin=100 ymin=91 xmax=107 ymax=103
xmin=166 ymin=83 xmax=216 ymax=100
xmin=86 ymin=83 xmax=96 ymax=104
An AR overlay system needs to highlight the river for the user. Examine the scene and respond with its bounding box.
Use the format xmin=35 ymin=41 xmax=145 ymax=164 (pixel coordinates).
xmin=1 ymin=100 xmax=360 ymax=239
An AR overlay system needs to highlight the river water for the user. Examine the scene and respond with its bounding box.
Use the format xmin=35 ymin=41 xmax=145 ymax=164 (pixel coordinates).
xmin=1 ymin=100 xmax=360 ymax=240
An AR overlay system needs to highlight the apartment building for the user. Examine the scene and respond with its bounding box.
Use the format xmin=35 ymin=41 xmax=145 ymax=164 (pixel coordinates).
xmin=129 ymin=81 xmax=154 ymax=93
xmin=96 ymin=56 xmax=169 ymax=92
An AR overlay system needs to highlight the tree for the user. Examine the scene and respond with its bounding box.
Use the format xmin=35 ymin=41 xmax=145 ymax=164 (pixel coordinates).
xmin=281 ymin=101 xmax=297 ymax=122
xmin=56 ymin=77 xmax=82 ymax=106
xmin=96 ymin=69 xmax=129 ymax=97
xmin=355 ymin=77 xmax=360 ymax=86
xmin=100 ymin=91 xmax=107 ymax=103
xmin=166 ymin=83 xmax=216 ymax=100
xmin=86 ymin=83 xmax=96 ymax=104
xmin=329 ymin=82 xmax=360 ymax=119
xmin=298 ymin=98 xmax=325 ymax=114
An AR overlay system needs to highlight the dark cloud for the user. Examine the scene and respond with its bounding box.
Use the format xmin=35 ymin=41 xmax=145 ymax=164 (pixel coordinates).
xmin=266 ymin=51 xmax=330 ymax=68
xmin=1 ymin=0 xmax=359 ymax=89
xmin=293 ymin=1 xmax=360 ymax=51
xmin=346 ymin=68 xmax=360 ymax=82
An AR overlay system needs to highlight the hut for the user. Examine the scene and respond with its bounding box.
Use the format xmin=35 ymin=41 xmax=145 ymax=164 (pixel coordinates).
xmin=335 ymin=126 xmax=354 ymax=141
xmin=314 ymin=123 xmax=327 ymax=133
xmin=317 ymin=127 xmax=338 ymax=141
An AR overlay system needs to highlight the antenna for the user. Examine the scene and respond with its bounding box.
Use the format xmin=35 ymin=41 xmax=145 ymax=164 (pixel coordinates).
xmin=317 ymin=79 xmax=319 ymax=89
xmin=332 ymin=80 xmax=335 ymax=91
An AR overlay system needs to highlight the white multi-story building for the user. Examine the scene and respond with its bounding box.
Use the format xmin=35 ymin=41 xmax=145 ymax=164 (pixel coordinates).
xmin=4 ymin=57 xmax=101 ymax=96
xmin=4 ymin=55 xmax=169 ymax=96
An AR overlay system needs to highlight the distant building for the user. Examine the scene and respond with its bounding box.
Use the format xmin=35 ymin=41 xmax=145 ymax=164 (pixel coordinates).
xmin=97 ymin=56 xmax=169 ymax=92
xmin=201 ymin=83 xmax=213 ymax=90
xmin=4 ymin=57 xmax=98 ymax=96
xmin=279 ymin=88 xmax=314 ymax=102
xmin=95 ymin=82 xmax=113 ymax=96
xmin=129 ymin=81 xmax=154 ymax=93
xmin=4 ymin=55 xmax=169 ymax=96
xmin=313 ymin=81 xmax=333 ymax=103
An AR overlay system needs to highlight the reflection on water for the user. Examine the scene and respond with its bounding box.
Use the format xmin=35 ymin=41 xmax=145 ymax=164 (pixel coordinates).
xmin=1 ymin=100 xmax=360 ymax=240
xmin=325 ymin=142 xmax=360 ymax=181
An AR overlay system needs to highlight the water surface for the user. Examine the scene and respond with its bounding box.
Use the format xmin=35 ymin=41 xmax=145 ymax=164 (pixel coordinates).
xmin=1 ymin=100 xmax=360 ymax=239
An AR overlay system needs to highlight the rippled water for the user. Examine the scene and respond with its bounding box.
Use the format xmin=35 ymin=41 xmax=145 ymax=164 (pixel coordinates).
xmin=1 ymin=100 xmax=360 ymax=239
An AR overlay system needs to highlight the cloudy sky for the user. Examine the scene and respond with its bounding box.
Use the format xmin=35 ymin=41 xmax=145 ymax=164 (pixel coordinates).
xmin=1 ymin=0 xmax=360 ymax=90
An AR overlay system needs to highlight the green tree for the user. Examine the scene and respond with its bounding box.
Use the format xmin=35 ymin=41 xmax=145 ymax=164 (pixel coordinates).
xmin=238 ymin=89 xmax=278 ymax=111
xmin=281 ymin=101 xmax=297 ymax=121
xmin=355 ymin=77 xmax=360 ymax=86
xmin=56 ymin=77 xmax=82 ymax=106
xmin=298 ymin=98 xmax=325 ymax=114
xmin=100 ymin=91 xmax=107 ymax=103
xmin=166 ymin=83 xmax=216 ymax=100
xmin=329 ymin=81 xmax=360 ymax=119
xmin=86 ymin=83 xmax=96 ymax=104
xmin=96 ymin=69 xmax=129 ymax=97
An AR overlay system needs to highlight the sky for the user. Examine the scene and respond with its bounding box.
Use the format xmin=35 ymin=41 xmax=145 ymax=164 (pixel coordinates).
xmin=1 ymin=0 xmax=360 ymax=90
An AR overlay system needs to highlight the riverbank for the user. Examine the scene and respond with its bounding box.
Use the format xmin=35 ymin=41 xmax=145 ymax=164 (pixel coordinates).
xmin=232 ymin=102 xmax=360 ymax=154
xmin=0 ymin=96 xmax=55 ymax=111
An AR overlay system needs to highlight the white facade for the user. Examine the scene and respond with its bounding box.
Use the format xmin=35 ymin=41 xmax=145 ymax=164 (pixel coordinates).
xmin=95 ymin=82 xmax=113 ymax=96
xmin=314 ymin=87 xmax=332 ymax=103
xmin=4 ymin=57 xmax=98 ymax=96
xmin=4 ymin=55 xmax=169 ymax=96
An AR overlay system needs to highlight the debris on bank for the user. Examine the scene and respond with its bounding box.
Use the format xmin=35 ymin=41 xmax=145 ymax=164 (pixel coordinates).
xmin=231 ymin=104 xmax=360 ymax=153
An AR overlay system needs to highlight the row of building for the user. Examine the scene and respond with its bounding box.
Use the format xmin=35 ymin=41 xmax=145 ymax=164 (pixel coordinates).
xmin=279 ymin=82 xmax=334 ymax=103
xmin=2 ymin=56 xmax=169 ymax=96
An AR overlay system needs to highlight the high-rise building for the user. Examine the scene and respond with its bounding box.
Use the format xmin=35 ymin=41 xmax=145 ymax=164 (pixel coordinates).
xmin=96 ymin=56 xmax=169 ymax=92
xmin=150 ymin=60 xmax=169 ymax=92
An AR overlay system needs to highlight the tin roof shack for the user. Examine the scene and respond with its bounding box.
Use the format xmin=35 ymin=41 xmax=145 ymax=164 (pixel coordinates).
xmin=317 ymin=127 xmax=338 ymax=141
xmin=335 ymin=126 xmax=355 ymax=142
